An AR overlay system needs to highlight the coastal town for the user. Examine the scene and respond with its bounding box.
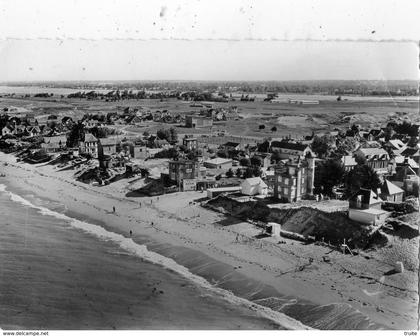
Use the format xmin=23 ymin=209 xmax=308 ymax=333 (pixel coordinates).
xmin=0 ymin=84 xmax=418 ymax=330
xmin=1 ymin=89 xmax=418 ymax=246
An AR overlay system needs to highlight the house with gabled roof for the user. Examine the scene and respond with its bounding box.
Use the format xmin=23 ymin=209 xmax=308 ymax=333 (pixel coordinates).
xmin=26 ymin=126 xmax=41 ymax=137
xmin=401 ymin=147 xmax=420 ymax=167
xmin=348 ymin=188 xmax=388 ymax=225
xmin=222 ymin=142 xmax=241 ymax=151
xmin=98 ymin=137 xmax=118 ymax=156
xmin=1 ymin=125 xmax=14 ymax=137
xmin=380 ymin=180 xmax=404 ymax=203
xmin=385 ymin=139 xmax=406 ymax=155
xmin=270 ymin=141 xmax=314 ymax=161
xmin=241 ymin=177 xmax=268 ymax=196
xmin=79 ymin=133 xmax=99 ymax=158
xmin=354 ymin=147 xmax=390 ymax=174
xmin=341 ymin=155 xmax=357 ymax=172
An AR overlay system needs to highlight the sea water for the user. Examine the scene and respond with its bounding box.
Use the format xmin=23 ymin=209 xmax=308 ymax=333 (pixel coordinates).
xmin=0 ymin=184 xmax=382 ymax=330
xmin=0 ymin=184 xmax=299 ymax=330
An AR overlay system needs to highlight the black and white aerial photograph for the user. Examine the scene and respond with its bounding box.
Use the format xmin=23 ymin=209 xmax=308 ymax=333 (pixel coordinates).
xmin=0 ymin=0 xmax=419 ymax=334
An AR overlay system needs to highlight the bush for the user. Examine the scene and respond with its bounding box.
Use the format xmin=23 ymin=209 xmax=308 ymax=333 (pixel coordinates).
xmin=239 ymin=157 xmax=250 ymax=166
xmin=154 ymin=147 xmax=179 ymax=159
xmin=226 ymin=168 xmax=234 ymax=178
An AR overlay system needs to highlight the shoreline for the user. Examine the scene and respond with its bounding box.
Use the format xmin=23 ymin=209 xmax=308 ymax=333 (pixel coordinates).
xmin=0 ymin=151 xmax=418 ymax=329
xmin=0 ymin=188 xmax=288 ymax=330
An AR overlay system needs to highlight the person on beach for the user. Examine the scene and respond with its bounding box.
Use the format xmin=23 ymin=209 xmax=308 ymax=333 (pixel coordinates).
xmin=113 ymin=206 xmax=116 ymax=213
xmin=129 ymin=230 xmax=132 ymax=236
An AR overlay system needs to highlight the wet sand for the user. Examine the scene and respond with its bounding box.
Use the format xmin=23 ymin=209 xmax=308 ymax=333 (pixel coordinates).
xmin=0 ymin=152 xmax=418 ymax=329
xmin=0 ymin=190 xmax=289 ymax=330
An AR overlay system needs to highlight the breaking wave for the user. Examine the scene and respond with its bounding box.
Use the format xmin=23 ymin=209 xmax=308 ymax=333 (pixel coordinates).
xmin=0 ymin=184 xmax=310 ymax=330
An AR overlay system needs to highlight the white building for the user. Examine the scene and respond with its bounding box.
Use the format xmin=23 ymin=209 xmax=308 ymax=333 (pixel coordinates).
xmin=241 ymin=177 xmax=268 ymax=196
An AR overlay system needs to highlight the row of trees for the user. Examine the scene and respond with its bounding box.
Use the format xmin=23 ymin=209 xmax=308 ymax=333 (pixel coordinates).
xmin=314 ymin=157 xmax=381 ymax=197
xmin=156 ymin=127 xmax=178 ymax=144
xmin=224 ymin=166 xmax=261 ymax=179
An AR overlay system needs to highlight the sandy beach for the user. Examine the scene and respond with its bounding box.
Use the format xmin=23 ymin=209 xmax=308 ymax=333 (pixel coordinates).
xmin=0 ymin=151 xmax=418 ymax=330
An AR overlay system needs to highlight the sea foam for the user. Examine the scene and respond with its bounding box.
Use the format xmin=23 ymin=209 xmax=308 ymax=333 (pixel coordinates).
xmin=0 ymin=184 xmax=311 ymax=330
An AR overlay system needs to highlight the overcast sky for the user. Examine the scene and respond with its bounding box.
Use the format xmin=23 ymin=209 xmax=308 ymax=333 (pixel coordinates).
xmin=0 ymin=40 xmax=417 ymax=82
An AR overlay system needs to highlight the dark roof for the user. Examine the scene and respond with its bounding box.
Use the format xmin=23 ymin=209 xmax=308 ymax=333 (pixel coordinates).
xmin=401 ymin=147 xmax=419 ymax=157
xmin=381 ymin=180 xmax=404 ymax=196
xmin=271 ymin=141 xmax=308 ymax=151
xmin=369 ymin=129 xmax=384 ymax=136
xmin=224 ymin=142 xmax=240 ymax=147
xmin=349 ymin=188 xmax=381 ymax=206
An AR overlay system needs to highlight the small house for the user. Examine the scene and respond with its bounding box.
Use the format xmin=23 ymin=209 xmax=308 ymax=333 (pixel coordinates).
xmin=131 ymin=145 xmax=150 ymax=159
xmin=1 ymin=125 xmax=14 ymax=137
xmin=223 ymin=142 xmax=241 ymax=152
xmin=182 ymin=135 xmax=198 ymax=151
xmin=99 ymin=138 xmax=118 ymax=156
xmin=348 ymin=188 xmax=388 ymax=225
xmin=341 ymin=155 xmax=357 ymax=172
xmin=380 ymin=180 xmax=404 ymax=203
xmin=241 ymin=177 xmax=268 ymax=196
xmin=203 ymin=157 xmax=233 ymax=170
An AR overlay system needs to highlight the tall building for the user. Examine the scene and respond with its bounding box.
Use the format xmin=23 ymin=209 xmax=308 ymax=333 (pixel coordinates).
xmin=273 ymin=158 xmax=315 ymax=202
xmin=167 ymin=159 xmax=207 ymax=191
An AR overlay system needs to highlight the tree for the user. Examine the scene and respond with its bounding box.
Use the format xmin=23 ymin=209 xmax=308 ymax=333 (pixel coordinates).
xmin=235 ymin=168 xmax=242 ymax=178
xmin=154 ymin=147 xmax=179 ymax=159
xmin=157 ymin=128 xmax=170 ymax=141
xmin=271 ymin=151 xmax=282 ymax=163
xmin=258 ymin=125 xmax=265 ymax=130
xmin=168 ymin=127 xmax=178 ymax=144
xmin=271 ymin=126 xmax=277 ymax=132
xmin=243 ymin=167 xmax=254 ymax=178
xmin=225 ymin=168 xmax=234 ymax=178
xmin=314 ymin=159 xmax=345 ymax=195
xmin=257 ymin=140 xmax=270 ymax=153
xmin=239 ymin=157 xmax=251 ymax=167
xmin=335 ymin=137 xmax=358 ymax=156
xmin=345 ymin=164 xmax=381 ymax=196
xmin=250 ymin=156 xmax=262 ymax=167
xmin=67 ymin=121 xmax=85 ymax=148
xmin=353 ymin=151 xmax=367 ymax=165
xmin=311 ymin=135 xmax=335 ymax=158
xmin=252 ymin=166 xmax=262 ymax=177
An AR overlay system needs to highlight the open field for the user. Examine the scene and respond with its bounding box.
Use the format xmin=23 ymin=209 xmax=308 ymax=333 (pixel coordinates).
xmin=1 ymin=95 xmax=418 ymax=139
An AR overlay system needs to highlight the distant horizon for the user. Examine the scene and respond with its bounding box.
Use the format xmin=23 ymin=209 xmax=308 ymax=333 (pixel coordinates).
xmin=0 ymin=40 xmax=418 ymax=82
xmin=1 ymin=78 xmax=418 ymax=84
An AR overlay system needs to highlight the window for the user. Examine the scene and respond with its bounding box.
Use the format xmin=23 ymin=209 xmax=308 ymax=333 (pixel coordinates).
xmin=284 ymin=178 xmax=289 ymax=185
xmin=284 ymin=187 xmax=289 ymax=195
xmin=302 ymin=177 xmax=305 ymax=184
xmin=293 ymin=179 xmax=296 ymax=186
xmin=356 ymin=195 xmax=362 ymax=208
xmin=278 ymin=176 xmax=282 ymax=182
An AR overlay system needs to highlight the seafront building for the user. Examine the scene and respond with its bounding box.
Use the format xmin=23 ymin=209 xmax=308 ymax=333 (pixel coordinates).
xmin=79 ymin=133 xmax=99 ymax=158
xmin=273 ymin=157 xmax=316 ymax=202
